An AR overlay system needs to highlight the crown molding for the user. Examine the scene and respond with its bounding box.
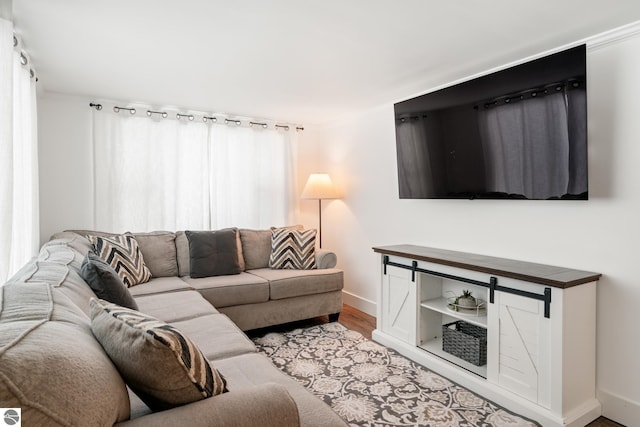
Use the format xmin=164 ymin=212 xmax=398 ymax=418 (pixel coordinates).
xmin=587 ymin=20 xmax=640 ymax=51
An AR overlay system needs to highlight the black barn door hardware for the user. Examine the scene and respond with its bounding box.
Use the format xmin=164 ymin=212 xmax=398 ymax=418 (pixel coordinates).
xmin=383 ymin=256 xmax=552 ymax=318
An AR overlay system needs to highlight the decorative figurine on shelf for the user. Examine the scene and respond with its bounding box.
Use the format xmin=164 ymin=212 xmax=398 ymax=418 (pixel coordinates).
xmin=453 ymin=290 xmax=477 ymax=311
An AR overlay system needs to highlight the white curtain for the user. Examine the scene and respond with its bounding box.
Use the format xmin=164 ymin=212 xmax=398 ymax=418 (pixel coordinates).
xmin=0 ymin=19 xmax=39 ymax=282
xmin=93 ymin=112 xmax=211 ymax=231
xmin=209 ymin=125 xmax=296 ymax=228
xmin=93 ymin=108 xmax=296 ymax=232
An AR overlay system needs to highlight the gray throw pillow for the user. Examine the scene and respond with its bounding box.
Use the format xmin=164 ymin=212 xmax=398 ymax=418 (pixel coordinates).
xmin=131 ymin=231 xmax=178 ymax=277
xmin=186 ymin=229 xmax=241 ymax=278
xmin=80 ymin=252 xmax=138 ymax=310
xmin=239 ymin=229 xmax=272 ymax=270
xmin=90 ymin=299 xmax=227 ymax=411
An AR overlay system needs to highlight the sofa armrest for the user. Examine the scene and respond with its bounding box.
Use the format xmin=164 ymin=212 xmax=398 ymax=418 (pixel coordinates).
xmin=316 ymin=249 xmax=337 ymax=269
xmin=115 ymin=383 xmax=300 ymax=427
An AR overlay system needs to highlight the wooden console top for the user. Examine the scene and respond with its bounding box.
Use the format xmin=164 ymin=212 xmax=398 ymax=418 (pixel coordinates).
xmin=373 ymin=244 xmax=601 ymax=288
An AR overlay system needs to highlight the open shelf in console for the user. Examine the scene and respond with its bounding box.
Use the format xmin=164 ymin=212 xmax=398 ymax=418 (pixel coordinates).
xmin=418 ymin=271 xmax=488 ymax=378
xmin=420 ymin=297 xmax=487 ymax=328
xmin=418 ymin=335 xmax=488 ymax=378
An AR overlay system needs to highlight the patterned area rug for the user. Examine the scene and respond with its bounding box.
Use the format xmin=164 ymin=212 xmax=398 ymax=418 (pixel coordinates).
xmin=252 ymin=322 xmax=539 ymax=427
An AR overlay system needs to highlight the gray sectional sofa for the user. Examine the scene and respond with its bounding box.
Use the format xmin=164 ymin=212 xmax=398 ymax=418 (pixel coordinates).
xmin=0 ymin=228 xmax=347 ymax=426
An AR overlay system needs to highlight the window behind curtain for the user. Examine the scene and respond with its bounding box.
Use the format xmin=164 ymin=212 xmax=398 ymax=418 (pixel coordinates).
xmin=92 ymin=108 xmax=297 ymax=232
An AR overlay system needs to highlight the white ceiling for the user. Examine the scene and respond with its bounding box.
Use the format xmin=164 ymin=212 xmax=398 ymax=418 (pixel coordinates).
xmin=12 ymin=0 xmax=640 ymax=125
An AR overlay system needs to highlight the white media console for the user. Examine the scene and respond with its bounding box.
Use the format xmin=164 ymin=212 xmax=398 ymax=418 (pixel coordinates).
xmin=372 ymin=245 xmax=601 ymax=427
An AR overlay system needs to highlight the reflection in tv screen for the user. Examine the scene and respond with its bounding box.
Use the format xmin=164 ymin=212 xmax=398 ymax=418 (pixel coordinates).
xmin=394 ymin=45 xmax=588 ymax=200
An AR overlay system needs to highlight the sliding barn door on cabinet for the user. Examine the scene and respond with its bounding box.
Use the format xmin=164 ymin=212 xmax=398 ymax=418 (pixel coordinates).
xmin=495 ymin=290 xmax=551 ymax=408
xmin=381 ymin=265 xmax=417 ymax=345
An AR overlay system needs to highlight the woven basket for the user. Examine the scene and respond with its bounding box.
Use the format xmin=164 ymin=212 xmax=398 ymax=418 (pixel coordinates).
xmin=442 ymin=320 xmax=487 ymax=366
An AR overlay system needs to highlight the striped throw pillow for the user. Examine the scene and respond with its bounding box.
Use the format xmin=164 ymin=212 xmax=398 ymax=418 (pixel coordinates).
xmin=88 ymin=234 xmax=152 ymax=287
xmin=90 ymin=299 xmax=227 ymax=411
xmin=269 ymin=228 xmax=317 ymax=270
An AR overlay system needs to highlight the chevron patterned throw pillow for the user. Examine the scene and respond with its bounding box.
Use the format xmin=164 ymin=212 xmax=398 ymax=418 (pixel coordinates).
xmin=269 ymin=228 xmax=317 ymax=270
xmin=88 ymin=234 xmax=152 ymax=287
xmin=90 ymin=299 xmax=227 ymax=411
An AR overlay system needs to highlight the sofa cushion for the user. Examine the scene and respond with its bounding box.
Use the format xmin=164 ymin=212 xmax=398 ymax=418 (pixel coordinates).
xmin=90 ymin=299 xmax=227 ymax=411
xmin=239 ymin=228 xmax=272 ymax=270
xmin=269 ymin=228 xmax=317 ymax=270
xmin=131 ymin=231 xmax=178 ymax=277
xmin=215 ymin=353 xmax=348 ymax=427
xmin=171 ymin=313 xmax=257 ymax=360
xmin=134 ymin=290 xmax=220 ymax=323
xmin=80 ymin=252 xmax=138 ymax=310
xmin=186 ymin=229 xmax=241 ymax=278
xmin=175 ymin=230 xmax=190 ymax=276
xmin=127 ymin=276 xmax=192 ymax=297
xmin=182 ymin=272 xmax=269 ymax=308
xmin=88 ymin=234 xmax=152 ymax=286
xmin=219 ymin=290 xmax=343 ymax=331
xmin=126 ymin=383 xmax=300 ymax=426
xmin=250 ymin=268 xmax=344 ymax=300
xmin=0 ymin=283 xmax=130 ymax=426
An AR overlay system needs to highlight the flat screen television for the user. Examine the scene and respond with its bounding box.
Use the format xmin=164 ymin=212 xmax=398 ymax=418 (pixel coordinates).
xmin=394 ymin=45 xmax=587 ymax=200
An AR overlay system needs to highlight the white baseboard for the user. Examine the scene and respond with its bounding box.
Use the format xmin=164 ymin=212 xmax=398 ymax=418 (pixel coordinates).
xmin=597 ymin=388 xmax=640 ymax=426
xmin=341 ymin=290 xmax=376 ymax=317
xmin=563 ymin=399 xmax=601 ymax=427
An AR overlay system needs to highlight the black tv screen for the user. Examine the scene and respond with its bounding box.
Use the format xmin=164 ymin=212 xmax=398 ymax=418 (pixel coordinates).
xmin=394 ymin=45 xmax=587 ymax=200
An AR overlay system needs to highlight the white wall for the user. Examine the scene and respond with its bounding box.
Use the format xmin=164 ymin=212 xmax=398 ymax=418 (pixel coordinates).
xmin=298 ymin=30 xmax=640 ymax=425
xmin=38 ymin=93 xmax=93 ymax=241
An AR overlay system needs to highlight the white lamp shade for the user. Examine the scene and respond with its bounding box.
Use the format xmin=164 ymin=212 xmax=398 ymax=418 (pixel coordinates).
xmin=301 ymin=174 xmax=339 ymax=199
